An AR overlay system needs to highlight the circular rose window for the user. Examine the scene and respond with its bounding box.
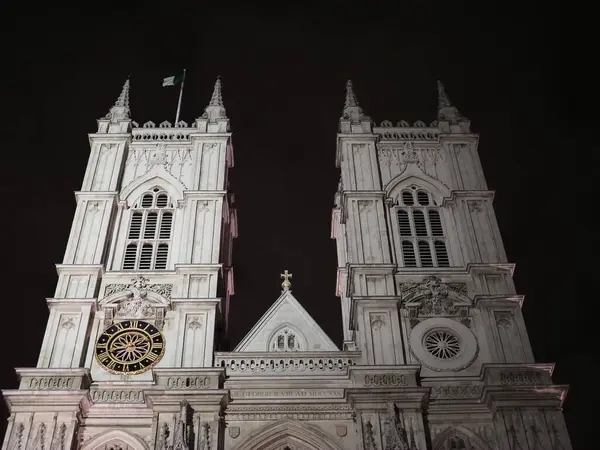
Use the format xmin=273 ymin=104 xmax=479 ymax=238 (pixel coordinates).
xmin=423 ymin=329 xmax=461 ymax=359
xmin=410 ymin=318 xmax=478 ymax=372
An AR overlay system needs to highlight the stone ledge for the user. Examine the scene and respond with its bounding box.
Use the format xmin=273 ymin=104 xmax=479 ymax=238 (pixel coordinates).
xmin=482 ymin=384 xmax=568 ymax=409
xmin=2 ymin=389 xmax=89 ymax=413
xmin=480 ymin=363 xmax=555 ymax=387
xmin=15 ymin=367 xmax=91 ymax=391
xmin=144 ymin=390 xmax=228 ymax=413
xmin=345 ymin=387 xmax=430 ymax=410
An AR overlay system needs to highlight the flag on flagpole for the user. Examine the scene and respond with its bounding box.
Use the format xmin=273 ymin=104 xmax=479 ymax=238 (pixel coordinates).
xmin=162 ymin=74 xmax=184 ymax=87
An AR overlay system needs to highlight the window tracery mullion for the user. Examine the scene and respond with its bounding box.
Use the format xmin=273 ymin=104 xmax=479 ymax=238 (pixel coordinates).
xmin=430 ymin=240 xmax=439 ymax=266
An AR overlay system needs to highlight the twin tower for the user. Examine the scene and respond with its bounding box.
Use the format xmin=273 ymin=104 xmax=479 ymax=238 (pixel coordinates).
xmin=1 ymin=78 xmax=571 ymax=450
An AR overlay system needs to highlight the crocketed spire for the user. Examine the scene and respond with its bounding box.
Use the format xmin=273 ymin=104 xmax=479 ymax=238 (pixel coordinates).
xmin=202 ymin=76 xmax=227 ymax=120
xmin=209 ymin=76 xmax=223 ymax=107
xmin=342 ymin=79 xmax=365 ymax=122
xmin=106 ymin=78 xmax=130 ymax=120
xmin=437 ymin=80 xmax=463 ymax=122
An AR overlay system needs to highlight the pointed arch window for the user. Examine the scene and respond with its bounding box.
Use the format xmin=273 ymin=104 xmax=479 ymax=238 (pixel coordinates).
xmin=441 ymin=435 xmax=476 ymax=450
xmin=123 ymin=188 xmax=174 ymax=270
xmin=396 ymin=186 xmax=450 ymax=268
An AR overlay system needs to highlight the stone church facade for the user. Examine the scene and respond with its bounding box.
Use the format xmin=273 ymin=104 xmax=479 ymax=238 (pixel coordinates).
xmin=1 ymin=78 xmax=572 ymax=450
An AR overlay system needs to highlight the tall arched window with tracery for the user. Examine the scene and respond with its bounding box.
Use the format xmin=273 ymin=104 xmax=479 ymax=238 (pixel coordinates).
xmin=396 ymin=185 xmax=450 ymax=268
xmin=122 ymin=187 xmax=174 ymax=270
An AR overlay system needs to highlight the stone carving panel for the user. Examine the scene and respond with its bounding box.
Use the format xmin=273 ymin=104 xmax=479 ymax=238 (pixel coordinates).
xmin=104 ymin=276 xmax=173 ymax=300
xmin=90 ymin=389 xmax=145 ymax=403
xmin=102 ymin=276 xmax=172 ymax=330
xmin=429 ymin=384 xmax=482 ymax=399
xmin=364 ymin=373 xmax=407 ymax=387
xmin=402 ymin=276 xmax=470 ymax=327
xmin=122 ymin=146 xmax=193 ymax=190
xmin=377 ymin=142 xmax=450 ymax=188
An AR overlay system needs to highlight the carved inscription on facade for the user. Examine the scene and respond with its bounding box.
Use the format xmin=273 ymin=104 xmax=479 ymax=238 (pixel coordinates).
xmin=500 ymin=371 xmax=541 ymax=386
xmin=91 ymin=389 xmax=145 ymax=403
xmin=230 ymin=389 xmax=344 ymax=398
xmin=166 ymin=376 xmax=211 ymax=389
xmin=364 ymin=373 xmax=407 ymax=387
xmin=28 ymin=377 xmax=75 ymax=390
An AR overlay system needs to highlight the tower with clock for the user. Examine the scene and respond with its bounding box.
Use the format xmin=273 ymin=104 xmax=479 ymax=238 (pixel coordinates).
xmin=1 ymin=78 xmax=573 ymax=450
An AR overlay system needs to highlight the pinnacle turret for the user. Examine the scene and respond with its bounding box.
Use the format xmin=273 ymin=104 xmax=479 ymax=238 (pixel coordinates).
xmin=106 ymin=78 xmax=130 ymax=121
xmin=202 ymin=76 xmax=226 ymax=121
xmin=209 ymin=76 xmax=224 ymax=107
xmin=342 ymin=79 xmax=365 ymax=122
xmin=344 ymin=79 xmax=359 ymax=109
xmin=437 ymin=80 xmax=463 ymax=122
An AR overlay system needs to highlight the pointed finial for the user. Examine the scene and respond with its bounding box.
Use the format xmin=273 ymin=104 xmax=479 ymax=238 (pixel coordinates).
xmin=114 ymin=78 xmax=130 ymax=109
xmin=436 ymin=80 xmax=465 ymax=124
xmin=345 ymin=79 xmax=359 ymax=108
xmin=201 ymin=76 xmax=227 ymax=121
xmin=280 ymin=270 xmax=292 ymax=292
xmin=437 ymin=80 xmax=451 ymax=109
xmin=106 ymin=77 xmax=130 ymax=120
xmin=342 ymin=79 xmax=365 ymax=122
xmin=209 ymin=76 xmax=224 ymax=107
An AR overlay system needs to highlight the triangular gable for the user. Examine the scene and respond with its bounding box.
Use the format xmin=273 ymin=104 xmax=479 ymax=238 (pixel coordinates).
xmin=234 ymin=290 xmax=339 ymax=352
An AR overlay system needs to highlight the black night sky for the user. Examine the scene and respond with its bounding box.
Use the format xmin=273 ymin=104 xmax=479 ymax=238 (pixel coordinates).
xmin=0 ymin=4 xmax=588 ymax=448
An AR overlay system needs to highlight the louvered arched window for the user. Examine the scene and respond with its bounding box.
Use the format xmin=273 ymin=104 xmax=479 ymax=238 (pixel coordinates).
xmin=396 ymin=186 xmax=449 ymax=268
xmin=123 ymin=187 xmax=174 ymax=270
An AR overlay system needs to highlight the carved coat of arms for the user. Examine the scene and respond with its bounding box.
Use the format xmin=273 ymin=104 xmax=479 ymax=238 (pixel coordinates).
xmin=228 ymin=426 xmax=240 ymax=439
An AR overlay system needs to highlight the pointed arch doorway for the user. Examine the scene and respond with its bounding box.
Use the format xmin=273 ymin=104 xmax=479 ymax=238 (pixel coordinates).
xmin=231 ymin=420 xmax=344 ymax=450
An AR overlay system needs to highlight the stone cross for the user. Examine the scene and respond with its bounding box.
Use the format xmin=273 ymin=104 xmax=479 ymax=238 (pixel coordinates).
xmin=280 ymin=270 xmax=292 ymax=291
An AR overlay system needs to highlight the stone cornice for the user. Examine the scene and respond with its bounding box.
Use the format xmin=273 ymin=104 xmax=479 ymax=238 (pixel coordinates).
xmin=2 ymin=389 xmax=90 ymax=413
xmin=467 ymin=263 xmax=516 ymax=276
xmin=74 ymin=191 xmax=119 ymax=201
xmin=345 ymin=387 xmax=430 ymax=410
xmin=144 ymin=390 xmax=229 ymax=413
xmin=480 ymin=363 xmax=555 ymax=381
xmin=482 ymin=385 xmax=569 ymax=410
xmin=45 ymin=298 xmax=97 ymax=310
xmin=473 ymin=295 xmax=525 ymax=308
xmin=438 ymin=133 xmax=479 ymax=144
xmin=181 ymin=190 xmax=227 ymax=199
xmin=174 ymin=263 xmax=222 ymax=273
xmin=55 ymin=264 xmax=104 ymax=276
xmin=14 ymin=367 xmax=91 ymax=390
xmin=88 ymin=132 xmax=131 ymax=142
xmin=442 ymin=190 xmax=495 ymax=207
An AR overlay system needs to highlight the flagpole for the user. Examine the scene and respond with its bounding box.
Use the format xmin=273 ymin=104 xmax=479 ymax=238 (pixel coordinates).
xmin=174 ymin=69 xmax=186 ymax=125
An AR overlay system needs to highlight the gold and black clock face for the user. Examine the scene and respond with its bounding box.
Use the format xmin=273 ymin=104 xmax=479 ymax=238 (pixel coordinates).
xmin=95 ymin=320 xmax=165 ymax=375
